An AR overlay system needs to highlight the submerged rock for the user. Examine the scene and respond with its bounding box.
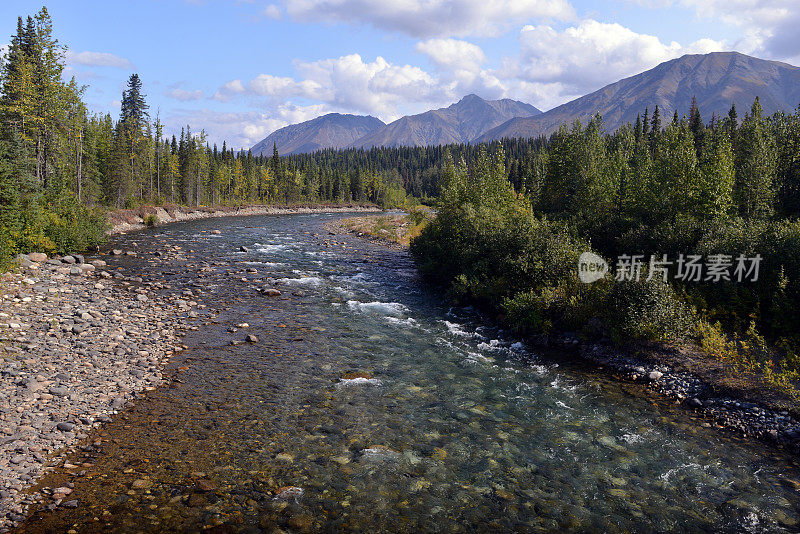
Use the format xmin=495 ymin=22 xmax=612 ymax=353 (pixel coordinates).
xmin=274 ymin=486 xmax=304 ymax=502
xmin=259 ymin=288 xmax=281 ymax=297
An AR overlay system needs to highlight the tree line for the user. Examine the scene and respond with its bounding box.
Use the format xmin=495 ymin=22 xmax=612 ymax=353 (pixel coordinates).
xmin=0 ymin=7 xmax=409 ymax=264
xmin=410 ymin=97 xmax=800 ymax=396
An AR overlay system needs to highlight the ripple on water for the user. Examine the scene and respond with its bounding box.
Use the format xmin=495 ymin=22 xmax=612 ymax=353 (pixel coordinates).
xmin=337 ymin=377 xmax=383 ymax=387
xmin=346 ymin=300 xmax=409 ymax=316
xmin=275 ymin=276 xmax=323 ymax=287
xmin=256 ymin=244 xmax=289 ymax=253
xmin=30 ymin=213 xmax=799 ymax=534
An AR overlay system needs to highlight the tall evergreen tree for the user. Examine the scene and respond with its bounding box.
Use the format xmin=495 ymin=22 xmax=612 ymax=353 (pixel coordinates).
xmin=735 ymin=97 xmax=777 ymax=218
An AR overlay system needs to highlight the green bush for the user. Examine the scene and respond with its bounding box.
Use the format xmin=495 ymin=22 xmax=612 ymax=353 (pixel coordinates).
xmin=1 ymin=190 xmax=108 ymax=267
xmin=504 ymin=280 xmax=610 ymax=335
xmin=144 ymin=214 xmax=158 ymax=227
xmin=0 ymin=227 xmax=13 ymax=270
xmin=609 ymin=279 xmax=696 ymax=342
xmin=40 ymin=191 xmax=109 ymax=253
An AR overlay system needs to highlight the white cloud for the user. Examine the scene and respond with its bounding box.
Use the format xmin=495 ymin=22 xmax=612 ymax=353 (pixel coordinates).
xmin=164 ymin=104 xmax=332 ymax=149
xmin=167 ymin=88 xmax=204 ymax=101
xmin=415 ymin=38 xmax=487 ymax=72
xmin=281 ymin=0 xmax=575 ymax=38
xmin=415 ymin=39 xmax=506 ymax=100
xmin=214 ymin=54 xmax=444 ymax=119
xmin=507 ymin=20 xmax=724 ymax=98
xmin=65 ymin=50 xmax=133 ymax=69
xmin=677 ymin=0 xmax=800 ymax=63
xmin=296 ymin=54 xmax=442 ymax=117
xmin=262 ymin=4 xmax=282 ymax=19
xmin=212 ymin=79 xmax=246 ymax=102
xmin=246 ymin=73 xmax=324 ymax=100
xmin=625 ymin=0 xmax=800 ymax=64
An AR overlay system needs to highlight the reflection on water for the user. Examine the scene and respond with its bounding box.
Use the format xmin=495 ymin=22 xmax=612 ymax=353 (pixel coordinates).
xmin=18 ymin=213 xmax=800 ymax=533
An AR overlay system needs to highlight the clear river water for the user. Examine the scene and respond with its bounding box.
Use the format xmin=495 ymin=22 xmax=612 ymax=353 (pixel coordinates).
xmin=17 ymin=213 xmax=800 ymax=533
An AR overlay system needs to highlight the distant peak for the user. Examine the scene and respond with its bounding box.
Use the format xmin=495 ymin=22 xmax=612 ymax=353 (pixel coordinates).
xmin=458 ymin=94 xmax=483 ymax=103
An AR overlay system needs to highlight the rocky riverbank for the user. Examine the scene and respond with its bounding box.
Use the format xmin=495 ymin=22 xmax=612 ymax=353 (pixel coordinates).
xmin=328 ymin=216 xmax=800 ymax=457
xmin=0 ymin=252 xmax=191 ymax=532
xmin=563 ymin=336 xmax=800 ymax=453
xmin=108 ymin=203 xmax=383 ymax=235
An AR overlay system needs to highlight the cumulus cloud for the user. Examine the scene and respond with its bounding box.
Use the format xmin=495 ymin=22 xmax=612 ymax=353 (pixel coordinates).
xmin=212 ymin=79 xmax=246 ymax=102
xmin=65 ymin=50 xmax=134 ymax=69
xmin=214 ymin=54 xmax=444 ymax=119
xmin=166 ymin=88 xmax=204 ymax=101
xmin=164 ymin=104 xmax=332 ymax=149
xmin=246 ymin=73 xmax=324 ymax=101
xmin=281 ymin=0 xmax=575 ymax=38
xmin=415 ymin=39 xmax=505 ymax=100
xmin=507 ymin=20 xmax=724 ymax=97
xmin=416 ymin=38 xmax=486 ymax=72
xmin=623 ymin=0 xmax=800 ymax=63
xmin=678 ymin=0 xmax=800 ymax=63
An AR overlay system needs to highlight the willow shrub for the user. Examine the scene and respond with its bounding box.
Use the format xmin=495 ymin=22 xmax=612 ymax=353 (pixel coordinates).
xmin=608 ymin=278 xmax=697 ymax=342
xmin=2 ymin=190 xmax=108 ymax=266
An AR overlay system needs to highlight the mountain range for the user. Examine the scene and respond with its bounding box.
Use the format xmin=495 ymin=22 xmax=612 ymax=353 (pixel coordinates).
xmin=251 ymin=113 xmax=384 ymax=156
xmin=350 ymin=95 xmax=541 ymax=149
xmin=477 ymin=52 xmax=800 ymax=142
xmin=251 ymin=52 xmax=800 ymax=155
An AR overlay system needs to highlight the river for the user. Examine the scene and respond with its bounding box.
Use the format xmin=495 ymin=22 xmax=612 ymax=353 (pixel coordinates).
xmin=17 ymin=213 xmax=800 ymax=533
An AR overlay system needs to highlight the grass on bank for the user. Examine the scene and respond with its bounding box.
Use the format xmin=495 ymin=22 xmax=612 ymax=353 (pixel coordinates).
xmin=343 ymin=206 xmax=433 ymax=247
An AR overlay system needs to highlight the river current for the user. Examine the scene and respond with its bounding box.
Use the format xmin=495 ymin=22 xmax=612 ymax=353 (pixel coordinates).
xmin=17 ymin=213 xmax=800 ymax=533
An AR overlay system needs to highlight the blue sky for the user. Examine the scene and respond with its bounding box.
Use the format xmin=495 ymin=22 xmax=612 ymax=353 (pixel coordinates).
xmin=0 ymin=0 xmax=796 ymax=149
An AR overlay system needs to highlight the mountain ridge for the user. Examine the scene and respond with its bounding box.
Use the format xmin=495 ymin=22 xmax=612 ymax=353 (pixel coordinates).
xmin=251 ymin=52 xmax=800 ymax=154
xmin=477 ymin=52 xmax=800 ymax=142
xmin=348 ymin=94 xmax=542 ymax=149
xmin=251 ymin=113 xmax=385 ymax=156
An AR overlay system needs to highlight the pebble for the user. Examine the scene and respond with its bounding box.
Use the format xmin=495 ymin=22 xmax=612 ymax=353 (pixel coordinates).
xmin=130 ymin=479 xmax=153 ymax=490
xmin=0 ymin=253 xmax=184 ymax=531
xmin=578 ymin=340 xmax=800 ymax=450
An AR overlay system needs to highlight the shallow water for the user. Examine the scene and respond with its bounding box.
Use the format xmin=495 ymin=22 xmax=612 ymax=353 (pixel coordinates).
xmin=18 ymin=213 xmax=800 ymax=533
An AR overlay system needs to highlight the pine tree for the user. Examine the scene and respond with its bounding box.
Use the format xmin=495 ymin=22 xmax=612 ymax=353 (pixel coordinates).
xmin=649 ymin=105 xmax=661 ymax=153
xmin=689 ymin=95 xmax=705 ymax=153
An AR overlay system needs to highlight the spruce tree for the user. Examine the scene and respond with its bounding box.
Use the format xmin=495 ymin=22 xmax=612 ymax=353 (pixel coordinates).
xmin=735 ymin=97 xmax=776 ymax=218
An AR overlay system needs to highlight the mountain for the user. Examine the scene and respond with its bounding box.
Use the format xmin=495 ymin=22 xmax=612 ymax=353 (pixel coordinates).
xmin=349 ymin=94 xmax=541 ymax=149
xmin=251 ymin=113 xmax=385 ymax=156
xmin=477 ymin=52 xmax=800 ymax=142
